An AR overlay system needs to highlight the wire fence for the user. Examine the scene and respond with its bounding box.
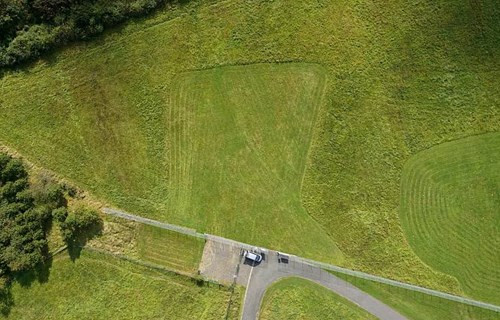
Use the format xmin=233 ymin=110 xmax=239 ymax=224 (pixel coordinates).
xmin=302 ymin=258 xmax=500 ymax=313
xmin=103 ymin=207 xmax=500 ymax=314
xmin=104 ymin=208 xmax=203 ymax=238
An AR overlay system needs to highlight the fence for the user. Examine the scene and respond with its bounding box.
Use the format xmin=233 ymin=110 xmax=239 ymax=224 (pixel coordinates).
xmin=103 ymin=208 xmax=203 ymax=238
xmin=301 ymin=257 xmax=500 ymax=313
xmin=103 ymin=207 xmax=500 ymax=314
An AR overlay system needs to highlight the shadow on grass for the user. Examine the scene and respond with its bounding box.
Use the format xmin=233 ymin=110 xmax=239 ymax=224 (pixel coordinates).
xmin=66 ymin=219 xmax=104 ymax=261
xmin=0 ymin=217 xmax=103 ymax=316
xmin=14 ymin=252 xmax=53 ymax=287
xmin=1 ymin=247 xmax=54 ymax=317
xmin=0 ymin=280 xmax=13 ymax=317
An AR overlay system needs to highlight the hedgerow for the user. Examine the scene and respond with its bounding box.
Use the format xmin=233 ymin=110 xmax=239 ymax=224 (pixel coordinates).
xmin=0 ymin=0 xmax=167 ymax=67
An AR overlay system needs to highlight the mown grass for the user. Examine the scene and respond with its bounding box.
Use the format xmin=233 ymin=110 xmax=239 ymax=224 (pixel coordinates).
xmin=0 ymin=0 xmax=498 ymax=297
xmin=259 ymin=277 xmax=376 ymax=320
xmin=332 ymin=272 xmax=500 ymax=320
xmin=161 ymin=64 xmax=342 ymax=261
xmin=400 ymin=133 xmax=500 ymax=304
xmin=137 ymin=224 xmax=205 ymax=275
xmin=1 ymin=250 xmax=240 ymax=320
xmin=86 ymin=217 xmax=205 ymax=275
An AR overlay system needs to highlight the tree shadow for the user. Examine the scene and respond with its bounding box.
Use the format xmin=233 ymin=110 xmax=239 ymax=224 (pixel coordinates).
xmin=67 ymin=219 xmax=104 ymax=261
xmin=0 ymin=279 xmax=13 ymax=317
xmin=0 ymin=213 xmax=103 ymax=315
xmin=14 ymin=253 xmax=53 ymax=288
xmin=0 ymin=250 xmax=53 ymax=317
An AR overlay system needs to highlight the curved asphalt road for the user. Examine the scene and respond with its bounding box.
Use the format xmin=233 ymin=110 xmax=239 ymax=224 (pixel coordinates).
xmin=241 ymin=251 xmax=407 ymax=320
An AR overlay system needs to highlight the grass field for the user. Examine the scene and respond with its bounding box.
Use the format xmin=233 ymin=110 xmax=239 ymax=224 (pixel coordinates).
xmin=0 ymin=0 xmax=498 ymax=296
xmin=259 ymin=277 xmax=376 ymax=320
xmin=162 ymin=65 xmax=341 ymax=260
xmin=0 ymin=60 xmax=343 ymax=263
xmin=137 ymin=224 xmax=205 ymax=274
xmin=333 ymin=272 xmax=500 ymax=320
xmin=400 ymin=133 xmax=500 ymax=304
xmin=1 ymin=250 xmax=241 ymax=320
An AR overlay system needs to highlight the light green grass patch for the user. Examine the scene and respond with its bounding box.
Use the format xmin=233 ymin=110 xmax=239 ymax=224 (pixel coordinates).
xmin=1 ymin=250 xmax=239 ymax=320
xmin=259 ymin=277 xmax=376 ymax=320
xmin=163 ymin=64 xmax=342 ymax=261
xmin=400 ymin=133 xmax=500 ymax=304
xmin=332 ymin=271 xmax=500 ymax=320
xmin=138 ymin=224 xmax=205 ymax=274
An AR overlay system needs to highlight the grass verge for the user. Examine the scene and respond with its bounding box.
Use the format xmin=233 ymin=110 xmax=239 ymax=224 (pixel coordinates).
xmin=137 ymin=224 xmax=205 ymax=275
xmin=332 ymin=272 xmax=500 ymax=320
xmin=259 ymin=277 xmax=376 ymax=320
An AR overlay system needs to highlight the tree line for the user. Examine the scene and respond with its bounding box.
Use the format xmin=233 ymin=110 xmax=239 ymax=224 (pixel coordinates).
xmin=0 ymin=0 xmax=168 ymax=68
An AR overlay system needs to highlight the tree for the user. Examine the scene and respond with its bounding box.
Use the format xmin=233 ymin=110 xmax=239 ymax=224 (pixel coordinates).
xmin=58 ymin=206 xmax=101 ymax=243
xmin=31 ymin=0 xmax=75 ymax=21
xmin=0 ymin=153 xmax=62 ymax=275
xmin=0 ymin=152 xmax=101 ymax=315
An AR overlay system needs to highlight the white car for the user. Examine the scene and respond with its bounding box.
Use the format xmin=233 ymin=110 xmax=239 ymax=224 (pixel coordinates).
xmin=243 ymin=250 xmax=263 ymax=263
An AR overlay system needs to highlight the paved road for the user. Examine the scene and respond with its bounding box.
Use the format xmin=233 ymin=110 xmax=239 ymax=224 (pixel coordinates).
xmin=103 ymin=208 xmax=500 ymax=316
xmin=241 ymin=251 xmax=407 ymax=320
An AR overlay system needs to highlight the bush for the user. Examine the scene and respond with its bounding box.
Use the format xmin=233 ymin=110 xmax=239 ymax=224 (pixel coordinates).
xmin=0 ymin=158 xmax=27 ymax=182
xmin=58 ymin=206 xmax=101 ymax=243
xmin=52 ymin=207 xmax=68 ymax=223
xmin=31 ymin=0 xmax=75 ymax=21
xmin=60 ymin=181 xmax=78 ymax=198
xmin=31 ymin=178 xmax=65 ymax=209
xmin=2 ymin=24 xmax=56 ymax=66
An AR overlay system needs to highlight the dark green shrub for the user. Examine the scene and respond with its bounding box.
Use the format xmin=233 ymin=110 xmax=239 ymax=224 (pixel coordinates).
xmin=31 ymin=0 xmax=75 ymax=21
xmin=0 ymin=158 xmax=27 ymax=182
xmin=58 ymin=206 xmax=101 ymax=243
xmin=2 ymin=24 xmax=55 ymax=66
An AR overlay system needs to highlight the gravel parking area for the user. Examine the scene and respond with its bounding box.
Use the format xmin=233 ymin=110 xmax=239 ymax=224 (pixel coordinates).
xmin=199 ymin=239 xmax=251 ymax=286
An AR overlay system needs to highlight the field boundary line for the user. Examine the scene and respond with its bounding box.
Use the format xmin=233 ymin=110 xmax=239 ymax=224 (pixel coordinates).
xmin=103 ymin=207 xmax=203 ymax=238
xmin=81 ymin=246 xmax=232 ymax=291
xmin=82 ymin=246 xmax=192 ymax=278
xmin=102 ymin=207 xmax=500 ymax=313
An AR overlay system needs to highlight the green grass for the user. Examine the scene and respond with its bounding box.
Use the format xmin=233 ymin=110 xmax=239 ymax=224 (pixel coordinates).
xmin=161 ymin=64 xmax=341 ymax=260
xmin=259 ymin=277 xmax=376 ymax=320
xmin=1 ymin=250 xmax=240 ymax=320
xmin=0 ymin=0 xmax=498 ymax=296
xmin=400 ymin=133 xmax=500 ymax=304
xmin=86 ymin=217 xmax=204 ymax=275
xmin=138 ymin=224 xmax=205 ymax=274
xmin=332 ymin=272 xmax=500 ymax=320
